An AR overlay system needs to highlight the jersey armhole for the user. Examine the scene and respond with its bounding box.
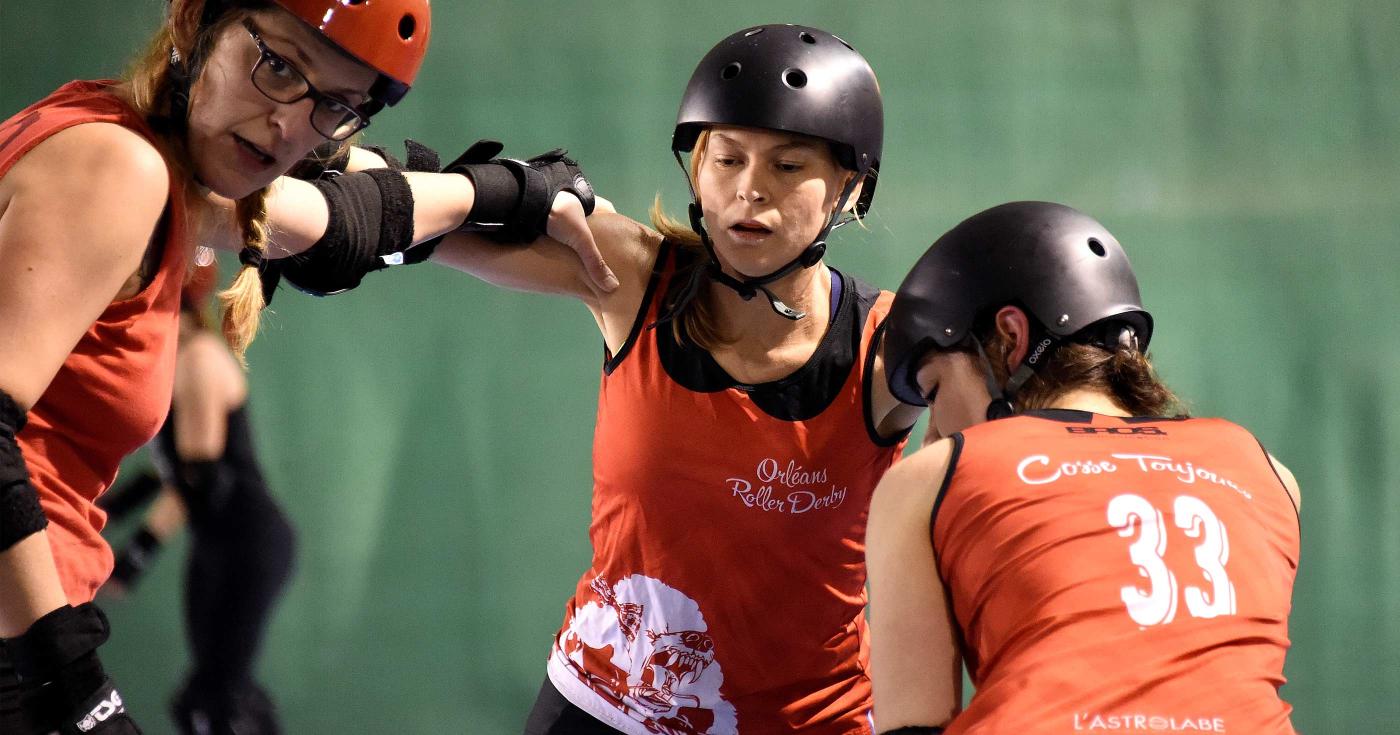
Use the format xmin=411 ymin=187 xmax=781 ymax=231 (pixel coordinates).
xmin=1252 ymin=434 xmax=1302 ymax=536
xmin=929 ymin=432 xmax=970 ymax=680
xmin=928 ymin=432 xmax=965 ymax=552
xmin=863 ymin=320 xmax=914 ymax=447
xmin=602 ymin=241 xmax=672 ymax=375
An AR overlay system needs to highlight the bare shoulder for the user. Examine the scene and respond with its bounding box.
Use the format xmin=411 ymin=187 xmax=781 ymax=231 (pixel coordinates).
xmin=2 ymin=122 xmax=169 ymax=240
xmin=180 ymin=331 xmax=233 ymax=368
xmin=1266 ymin=452 xmax=1302 ymax=512
xmin=9 ymin=122 xmax=168 ymax=192
xmin=0 ymin=123 xmax=172 ymax=406
xmin=871 ymin=439 xmax=957 ymax=522
xmin=176 ymin=332 xmax=244 ymax=403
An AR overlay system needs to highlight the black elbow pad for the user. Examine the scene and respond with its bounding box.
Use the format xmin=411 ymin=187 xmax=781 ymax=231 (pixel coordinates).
xmin=1 ymin=388 xmax=48 ymax=551
xmin=277 ymin=168 xmax=416 ymax=297
xmin=264 ymin=139 xmax=444 ymax=302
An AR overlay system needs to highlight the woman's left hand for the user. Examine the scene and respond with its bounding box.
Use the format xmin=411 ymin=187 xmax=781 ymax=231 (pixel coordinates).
xmin=547 ymin=192 xmax=619 ymax=292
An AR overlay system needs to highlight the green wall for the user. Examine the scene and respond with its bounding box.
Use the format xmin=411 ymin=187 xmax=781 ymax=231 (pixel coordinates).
xmin=3 ymin=1 xmax=1397 ymax=731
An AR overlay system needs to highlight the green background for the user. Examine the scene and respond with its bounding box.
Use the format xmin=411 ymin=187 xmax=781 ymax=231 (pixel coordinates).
xmin=3 ymin=0 xmax=1398 ymax=732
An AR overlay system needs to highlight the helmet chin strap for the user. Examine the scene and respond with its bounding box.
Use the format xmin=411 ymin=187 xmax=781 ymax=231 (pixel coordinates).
xmin=971 ymin=330 xmax=1056 ymax=422
xmin=162 ymin=46 xmax=194 ymax=137
xmin=972 ymin=321 xmax=1143 ymax=421
xmin=671 ymin=150 xmax=861 ymax=321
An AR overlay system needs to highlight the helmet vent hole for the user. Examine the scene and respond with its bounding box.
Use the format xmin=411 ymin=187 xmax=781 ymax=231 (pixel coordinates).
xmin=799 ymin=31 xmax=816 ymax=44
xmin=398 ymin=14 xmax=416 ymax=40
xmin=1088 ymin=237 xmax=1107 ymax=257
xmin=721 ymin=62 xmax=742 ymax=80
xmin=744 ymin=27 xmax=765 ymax=37
xmin=783 ymin=69 xmax=808 ymax=89
xmin=346 ymin=0 xmax=367 ymax=4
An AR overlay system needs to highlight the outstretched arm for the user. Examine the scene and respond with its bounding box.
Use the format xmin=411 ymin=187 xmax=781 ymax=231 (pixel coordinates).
xmin=429 ymin=211 xmax=660 ymax=353
xmin=200 ymin=143 xmax=619 ymax=293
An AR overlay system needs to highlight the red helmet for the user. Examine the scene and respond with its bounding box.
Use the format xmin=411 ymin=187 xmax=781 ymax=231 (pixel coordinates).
xmin=270 ymin=0 xmax=431 ymax=106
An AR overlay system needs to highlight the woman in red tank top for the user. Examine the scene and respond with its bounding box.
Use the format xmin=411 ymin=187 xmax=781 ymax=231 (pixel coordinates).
xmin=429 ymin=26 xmax=923 ymax=735
xmin=0 ymin=2 xmax=480 ymax=731
xmin=868 ymin=202 xmax=1301 ymax=734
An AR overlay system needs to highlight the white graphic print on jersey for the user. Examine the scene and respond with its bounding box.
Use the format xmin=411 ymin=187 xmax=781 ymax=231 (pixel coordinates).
xmin=557 ymin=574 xmax=739 ymax=735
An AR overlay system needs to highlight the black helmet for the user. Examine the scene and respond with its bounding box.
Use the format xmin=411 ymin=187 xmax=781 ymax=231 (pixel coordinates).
xmin=673 ymin=24 xmax=883 ymax=215
xmin=884 ymin=201 xmax=1154 ymax=406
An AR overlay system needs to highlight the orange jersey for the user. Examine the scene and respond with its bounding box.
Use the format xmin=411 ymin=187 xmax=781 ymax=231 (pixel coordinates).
xmin=1 ymin=81 xmax=189 ymax=604
xmin=547 ymin=244 xmax=908 ymax=734
xmin=934 ymin=410 xmax=1299 ymax=734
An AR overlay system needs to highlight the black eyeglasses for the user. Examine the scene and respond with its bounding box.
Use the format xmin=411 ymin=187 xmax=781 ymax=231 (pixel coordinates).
xmin=243 ymin=20 xmax=369 ymax=141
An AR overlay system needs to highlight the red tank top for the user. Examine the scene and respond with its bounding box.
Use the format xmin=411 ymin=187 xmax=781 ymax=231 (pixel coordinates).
xmin=1 ymin=81 xmax=189 ymax=605
xmin=546 ymin=244 xmax=907 ymax=735
xmin=934 ymin=410 xmax=1299 ymax=734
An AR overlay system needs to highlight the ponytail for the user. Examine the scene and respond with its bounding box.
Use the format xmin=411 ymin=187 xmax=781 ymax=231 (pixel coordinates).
xmin=217 ymin=188 xmax=272 ymax=364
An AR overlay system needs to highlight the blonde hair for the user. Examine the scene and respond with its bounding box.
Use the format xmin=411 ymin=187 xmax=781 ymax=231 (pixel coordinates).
xmin=649 ymin=128 xmax=870 ymax=350
xmin=648 ymin=130 xmax=731 ymax=350
xmin=120 ymin=1 xmax=275 ymax=364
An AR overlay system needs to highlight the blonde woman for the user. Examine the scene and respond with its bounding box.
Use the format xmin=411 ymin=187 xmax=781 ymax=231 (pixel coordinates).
xmin=426 ymin=25 xmax=924 ymax=734
xmin=0 ymin=1 xmax=605 ymax=730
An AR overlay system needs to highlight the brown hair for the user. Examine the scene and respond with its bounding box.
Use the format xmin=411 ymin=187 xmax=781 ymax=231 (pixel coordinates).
xmin=978 ymin=326 xmax=1186 ymax=417
xmin=120 ymin=0 xmax=275 ymax=364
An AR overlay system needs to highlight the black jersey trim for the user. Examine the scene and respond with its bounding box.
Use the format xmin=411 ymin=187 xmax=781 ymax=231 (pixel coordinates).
xmin=655 ymin=260 xmax=881 ymax=422
xmin=1021 ymin=408 xmax=1187 ymax=424
xmin=863 ymin=320 xmax=913 ymax=447
xmin=1253 ymin=435 xmax=1302 ymax=537
xmin=927 ymin=432 xmax=972 ymax=677
xmin=928 ymin=432 xmax=964 ymax=549
xmin=602 ymin=241 xmax=673 ymax=376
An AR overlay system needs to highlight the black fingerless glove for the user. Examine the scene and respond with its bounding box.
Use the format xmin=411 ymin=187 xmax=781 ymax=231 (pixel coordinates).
xmin=443 ymin=140 xmax=597 ymax=243
xmin=2 ymin=604 xmax=141 ymax=733
xmin=109 ymin=527 xmax=162 ymax=591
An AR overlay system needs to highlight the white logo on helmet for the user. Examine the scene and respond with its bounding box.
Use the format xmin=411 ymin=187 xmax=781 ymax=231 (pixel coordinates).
xmin=1027 ymin=337 xmax=1055 ymax=365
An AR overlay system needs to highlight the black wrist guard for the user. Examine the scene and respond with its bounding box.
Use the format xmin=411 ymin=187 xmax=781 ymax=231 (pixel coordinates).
xmin=110 ymin=527 xmax=162 ymax=590
xmin=1 ymin=387 xmax=48 ymax=551
xmin=444 ymin=140 xmax=596 ymax=243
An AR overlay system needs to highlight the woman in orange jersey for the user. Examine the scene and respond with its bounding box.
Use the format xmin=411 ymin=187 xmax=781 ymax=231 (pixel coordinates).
xmin=0 ymin=1 xmax=607 ymax=731
xmin=867 ymin=201 xmax=1300 ymax=735
xmin=427 ymin=25 xmax=923 ymax=735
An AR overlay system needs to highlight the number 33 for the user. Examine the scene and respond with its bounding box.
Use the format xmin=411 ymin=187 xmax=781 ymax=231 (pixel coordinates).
xmin=1106 ymin=493 xmax=1237 ymax=627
